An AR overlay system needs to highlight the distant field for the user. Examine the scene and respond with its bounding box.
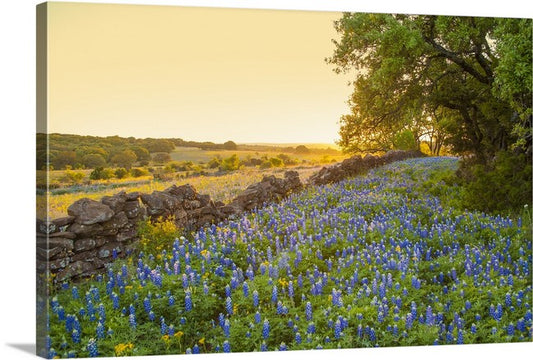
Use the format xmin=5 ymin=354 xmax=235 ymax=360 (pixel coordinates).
xmin=170 ymin=146 xmax=349 ymax=164
xmin=38 ymin=166 xmax=321 ymax=219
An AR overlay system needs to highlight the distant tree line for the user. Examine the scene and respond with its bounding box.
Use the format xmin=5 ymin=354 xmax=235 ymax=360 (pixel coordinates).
xmin=37 ymin=134 xmax=341 ymax=170
xmin=36 ymin=134 xmax=239 ymax=170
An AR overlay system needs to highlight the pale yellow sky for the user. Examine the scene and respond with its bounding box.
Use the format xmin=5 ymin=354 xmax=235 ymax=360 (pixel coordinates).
xmin=46 ymin=2 xmax=352 ymax=143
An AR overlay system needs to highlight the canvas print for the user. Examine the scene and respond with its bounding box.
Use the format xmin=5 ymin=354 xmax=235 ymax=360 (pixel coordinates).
xmin=36 ymin=2 xmax=532 ymax=358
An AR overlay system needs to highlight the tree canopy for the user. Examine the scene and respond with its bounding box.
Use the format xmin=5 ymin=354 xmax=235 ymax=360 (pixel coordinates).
xmin=327 ymin=14 xmax=532 ymax=161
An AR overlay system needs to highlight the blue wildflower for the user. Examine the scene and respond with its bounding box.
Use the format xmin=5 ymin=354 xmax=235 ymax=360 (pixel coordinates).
xmin=87 ymin=338 xmax=98 ymax=357
xmin=505 ymin=293 xmax=512 ymax=307
xmin=226 ymin=296 xmax=233 ymax=315
xmin=271 ymin=285 xmax=278 ymax=303
xmin=96 ymin=321 xmax=105 ymax=339
xmin=262 ymin=319 xmax=270 ymax=339
xmin=160 ymin=317 xmax=167 ymax=335
xmin=223 ymin=319 xmax=230 ymax=338
xmin=253 ymin=290 xmax=259 ymax=307
xmin=185 ymin=294 xmax=192 ymax=312
xmin=507 ymin=323 xmax=515 ymax=336
xmin=305 ymin=301 xmax=312 ymax=321
xmin=223 ymin=340 xmax=231 ymax=353
xmin=129 ymin=314 xmax=136 ymax=330
xmin=143 ymin=297 xmax=151 ymax=313
xmin=288 ymin=281 xmax=294 ymax=299
xmin=369 ymin=327 xmax=376 ymax=342
xmin=71 ymin=329 xmax=81 ymax=344
xmin=457 ymin=329 xmax=464 ymax=344
xmin=334 ymin=320 xmax=342 ymax=339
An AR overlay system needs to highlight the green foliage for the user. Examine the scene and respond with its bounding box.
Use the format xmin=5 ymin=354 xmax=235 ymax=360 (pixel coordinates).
xmin=219 ymin=154 xmax=241 ymax=171
xmin=61 ymin=170 xmax=85 ymax=184
xmin=269 ymin=157 xmax=284 ymax=167
xmin=152 ymin=152 xmax=172 ymax=164
xmin=459 ymin=152 xmax=532 ymax=213
xmin=111 ymin=150 xmax=137 ymax=169
xmin=294 ymin=145 xmax=310 ymax=154
xmin=130 ymin=146 xmax=151 ymax=162
xmin=207 ymin=157 xmax=221 ymax=169
xmin=114 ymin=168 xmax=129 ymax=179
xmin=277 ymin=153 xmax=299 ymax=166
xmin=82 ymin=153 xmax=107 ymax=169
xmin=328 ymin=14 xmax=531 ymax=160
xmin=223 ymin=141 xmax=237 ymax=150
xmin=130 ymin=167 xmax=149 ymax=177
xmin=393 ymin=130 xmax=418 ymax=151
xmin=137 ymin=217 xmax=182 ymax=255
xmin=53 ymin=151 xmax=78 ymax=170
xmin=89 ymin=167 xmax=114 ymax=180
xmin=144 ymin=139 xmax=175 ymax=153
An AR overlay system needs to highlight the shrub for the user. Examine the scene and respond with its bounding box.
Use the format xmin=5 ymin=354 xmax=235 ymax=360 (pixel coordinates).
xmin=137 ymin=216 xmax=182 ymax=254
xmin=207 ymin=157 xmax=221 ymax=169
xmin=277 ymin=153 xmax=299 ymax=166
xmin=82 ymin=153 xmax=107 ymax=169
xmin=152 ymin=152 xmax=172 ymax=164
xmin=260 ymin=159 xmax=273 ymax=169
xmin=89 ymin=167 xmax=114 ymax=180
xmin=130 ymin=167 xmax=149 ymax=177
xmin=459 ymin=151 xmax=532 ymax=213
xmin=114 ymin=168 xmax=129 ymax=179
xmin=220 ymin=154 xmax=241 ymax=171
xmin=61 ymin=170 xmax=85 ymax=184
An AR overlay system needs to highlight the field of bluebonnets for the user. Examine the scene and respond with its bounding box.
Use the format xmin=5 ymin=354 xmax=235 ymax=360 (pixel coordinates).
xmin=46 ymin=157 xmax=532 ymax=358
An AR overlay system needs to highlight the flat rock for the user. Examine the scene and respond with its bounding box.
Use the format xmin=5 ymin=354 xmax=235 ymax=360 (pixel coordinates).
xmin=68 ymin=198 xmax=114 ymax=225
xmin=73 ymin=239 xmax=97 ymax=252
xmin=67 ymin=222 xmax=104 ymax=237
xmin=52 ymin=216 xmax=76 ymax=228
xmin=36 ymin=237 xmax=74 ymax=251
xmin=101 ymin=191 xmax=127 ymax=213
xmin=55 ymin=261 xmax=96 ymax=282
xmin=101 ymin=211 xmax=129 ymax=235
xmin=49 ymin=231 xmax=76 ymax=239
xmin=123 ymin=200 xmax=146 ymax=219
xmin=36 ymin=246 xmax=66 ymax=261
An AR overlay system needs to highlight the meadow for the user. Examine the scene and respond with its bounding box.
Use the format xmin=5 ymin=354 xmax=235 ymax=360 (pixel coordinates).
xmin=38 ymin=166 xmax=321 ymax=219
xmin=45 ymin=157 xmax=532 ymax=358
xmin=168 ymin=146 xmax=348 ymax=164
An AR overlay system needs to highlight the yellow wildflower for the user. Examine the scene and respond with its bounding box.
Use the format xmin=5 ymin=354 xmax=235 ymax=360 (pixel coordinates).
xmin=199 ymin=338 xmax=205 ymax=345
xmin=115 ymin=343 xmax=134 ymax=356
xmin=175 ymin=331 xmax=184 ymax=339
xmin=395 ymin=245 xmax=401 ymax=252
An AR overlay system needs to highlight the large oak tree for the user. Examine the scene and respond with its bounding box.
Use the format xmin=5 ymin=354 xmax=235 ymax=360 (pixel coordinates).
xmin=327 ymin=14 xmax=531 ymax=162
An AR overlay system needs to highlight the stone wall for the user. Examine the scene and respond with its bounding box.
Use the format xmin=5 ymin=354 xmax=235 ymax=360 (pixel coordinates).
xmin=36 ymin=172 xmax=304 ymax=282
xmin=308 ymin=150 xmax=424 ymax=186
xmin=37 ymin=150 xmax=423 ymax=282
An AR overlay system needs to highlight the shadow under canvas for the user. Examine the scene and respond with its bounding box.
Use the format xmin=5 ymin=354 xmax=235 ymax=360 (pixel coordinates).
xmin=7 ymin=343 xmax=36 ymax=355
